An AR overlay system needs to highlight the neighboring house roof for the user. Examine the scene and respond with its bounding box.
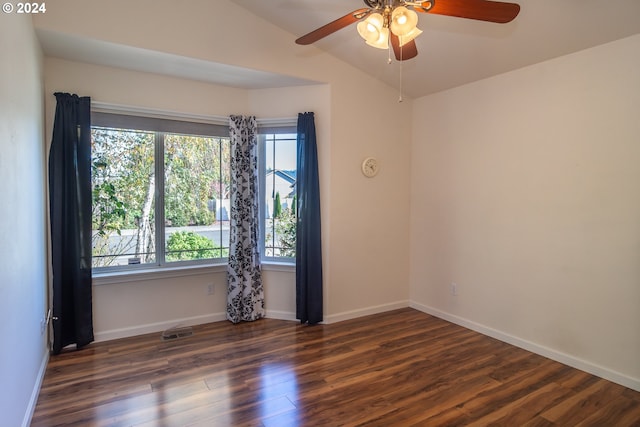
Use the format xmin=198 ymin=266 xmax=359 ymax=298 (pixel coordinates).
xmin=269 ymin=169 xmax=296 ymax=183
xmin=266 ymin=169 xmax=296 ymax=198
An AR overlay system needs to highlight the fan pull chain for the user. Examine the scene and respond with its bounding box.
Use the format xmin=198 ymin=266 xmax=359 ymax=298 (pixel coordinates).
xmin=398 ymin=44 xmax=403 ymax=103
xmin=387 ymin=37 xmax=403 ymax=102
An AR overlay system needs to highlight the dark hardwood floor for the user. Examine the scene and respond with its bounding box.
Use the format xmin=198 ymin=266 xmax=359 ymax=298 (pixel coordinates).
xmin=32 ymin=308 xmax=640 ymax=426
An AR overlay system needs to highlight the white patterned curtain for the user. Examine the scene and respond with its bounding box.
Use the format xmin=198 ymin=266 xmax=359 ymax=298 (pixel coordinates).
xmin=226 ymin=115 xmax=265 ymax=323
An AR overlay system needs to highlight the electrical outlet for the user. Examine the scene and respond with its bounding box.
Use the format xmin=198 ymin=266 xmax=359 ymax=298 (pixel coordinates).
xmin=450 ymin=282 xmax=458 ymax=296
xmin=207 ymin=284 xmax=215 ymax=295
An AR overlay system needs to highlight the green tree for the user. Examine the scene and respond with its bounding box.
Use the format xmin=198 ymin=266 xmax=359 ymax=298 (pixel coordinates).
xmin=164 ymin=135 xmax=230 ymax=226
xmin=91 ymin=128 xmax=155 ymax=266
xmin=273 ymin=191 xmax=282 ymax=218
xmin=291 ymin=194 xmax=297 ymax=215
xmin=92 ymin=127 xmax=155 ymax=230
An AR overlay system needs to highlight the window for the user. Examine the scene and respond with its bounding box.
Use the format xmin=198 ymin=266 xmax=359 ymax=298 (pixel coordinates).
xmin=91 ymin=113 xmax=230 ymax=271
xmin=91 ymin=112 xmax=298 ymax=272
xmin=259 ymin=128 xmax=298 ymax=262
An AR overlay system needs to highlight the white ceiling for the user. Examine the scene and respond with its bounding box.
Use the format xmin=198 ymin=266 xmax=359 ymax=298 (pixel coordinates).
xmin=37 ymin=0 xmax=640 ymax=99
xmin=231 ymin=0 xmax=640 ymax=98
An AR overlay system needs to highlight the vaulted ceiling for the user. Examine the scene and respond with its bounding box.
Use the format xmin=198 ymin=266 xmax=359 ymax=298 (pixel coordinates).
xmin=231 ymin=0 xmax=640 ymax=98
xmin=36 ymin=1 xmax=640 ymax=100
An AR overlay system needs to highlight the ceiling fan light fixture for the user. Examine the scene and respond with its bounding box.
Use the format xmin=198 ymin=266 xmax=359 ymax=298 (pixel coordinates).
xmin=357 ymin=12 xmax=385 ymax=44
xmin=296 ymin=0 xmax=521 ymax=62
xmin=390 ymin=6 xmax=418 ymax=36
xmin=366 ymin=26 xmax=389 ymax=49
xmin=398 ymin=26 xmax=422 ymax=46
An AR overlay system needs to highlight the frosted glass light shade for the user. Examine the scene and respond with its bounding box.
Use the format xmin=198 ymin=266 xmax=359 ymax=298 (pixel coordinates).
xmin=390 ymin=6 xmax=418 ymax=36
xmin=357 ymin=13 xmax=384 ymax=43
xmin=398 ymin=27 xmax=422 ymax=46
xmin=366 ymin=27 xmax=389 ymax=49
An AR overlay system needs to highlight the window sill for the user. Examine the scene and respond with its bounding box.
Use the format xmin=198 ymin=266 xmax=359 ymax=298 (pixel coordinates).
xmin=92 ymin=260 xmax=295 ymax=285
xmin=92 ymin=263 xmax=227 ymax=286
xmin=262 ymin=261 xmax=295 ymax=273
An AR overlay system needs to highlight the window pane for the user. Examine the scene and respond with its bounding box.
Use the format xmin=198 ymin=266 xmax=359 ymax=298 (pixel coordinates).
xmin=91 ymin=127 xmax=156 ymax=267
xmin=164 ymin=134 xmax=230 ymax=261
xmin=264 ymin=133 xmax=297 ymax=258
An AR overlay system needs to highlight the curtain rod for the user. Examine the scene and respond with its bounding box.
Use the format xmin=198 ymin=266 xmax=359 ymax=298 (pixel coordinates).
xmin=91 ymin=101 xmax=296 ymax=127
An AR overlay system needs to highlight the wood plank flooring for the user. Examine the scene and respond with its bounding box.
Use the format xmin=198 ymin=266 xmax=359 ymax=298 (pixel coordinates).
xmin=32 ymin=308 xmax=640 ymax=426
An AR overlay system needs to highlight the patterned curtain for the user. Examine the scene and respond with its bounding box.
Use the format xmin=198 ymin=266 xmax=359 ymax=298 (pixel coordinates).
xmin=226 ymin=115 xmax=265 ymax=323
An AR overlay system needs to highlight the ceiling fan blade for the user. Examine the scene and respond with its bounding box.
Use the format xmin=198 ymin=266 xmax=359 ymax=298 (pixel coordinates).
xmin=416 ymin=0 xmax=520 ymax=24
xmin=295 ymin=8 xmax=371 ymax=45
xmin=390 ymin=33 xmax=418 ymax=61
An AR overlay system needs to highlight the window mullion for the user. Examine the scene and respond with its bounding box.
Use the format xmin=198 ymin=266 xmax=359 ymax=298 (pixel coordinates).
xmin=219 ymin=138 xmax=228 ymax=258
xmin=270 ymin=135 xmax=277 ymax=254
xmin=258 ymin=134 xmax=266 ymax=259
xmin=155 ymin=132 xmax=166 ymax=265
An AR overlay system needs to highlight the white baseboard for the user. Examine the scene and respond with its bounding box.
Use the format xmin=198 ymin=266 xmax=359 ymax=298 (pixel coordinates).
xmin=23 ymin=347 xmax=49 ymax=427
xmin=325 ymin=300 xmax=409 ymax=324
xmin=94 ymin=312 xmax=227 ymax=342
xmin=266 ymin=310 xmax=297 ymax=322
xmin=95 ymin=310 xmax=299 ymax=342
xmin=409 ymin=301 xmax=640 ymax=392
xmin=93 ymin=300 xmax=639 ymax=392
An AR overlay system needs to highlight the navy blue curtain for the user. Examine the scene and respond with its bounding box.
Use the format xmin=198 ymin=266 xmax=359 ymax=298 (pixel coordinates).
xmin=49 ymin=92 xmax=94 ymax=354
xmin=295 ymin=112 xmax=323 ymax=324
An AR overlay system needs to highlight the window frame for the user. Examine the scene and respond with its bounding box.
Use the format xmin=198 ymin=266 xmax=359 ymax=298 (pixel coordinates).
xmin=257 ymin=123 xmax=298 ymax=265
xmin=91 ymin=112 xmax=231 ymax=274
xmin=90 ymin=111 xmax=298 ymax=278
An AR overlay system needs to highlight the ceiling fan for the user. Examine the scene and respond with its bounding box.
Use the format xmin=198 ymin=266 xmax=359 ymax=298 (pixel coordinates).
xmin=295 ymin=0 xmax=521 ymax=61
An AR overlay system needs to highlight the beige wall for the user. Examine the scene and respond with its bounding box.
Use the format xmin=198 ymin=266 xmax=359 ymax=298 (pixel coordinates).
xmin=410 ymin=34 xmax=640 ymax=390
xmin=38 ymin=0 xmax=411 ymax=338
xmin=0 ymin=13 xmax=48 ymax=427
xmin=326 ymin=79 xmax=412 ymax=320
xmin=43 ymin=58 xmax=329 ymax=339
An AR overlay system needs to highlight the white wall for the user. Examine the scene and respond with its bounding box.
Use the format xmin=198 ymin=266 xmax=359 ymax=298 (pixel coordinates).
xmin=37 ymin=0 xmax=412 ymax=338
xmin=0 ymin=13 xmax=48 ymax=427
xmin=43 ymin=58 xmax=328 ymax=339
xmin=410 ymin=34 xmax=640 ymax=390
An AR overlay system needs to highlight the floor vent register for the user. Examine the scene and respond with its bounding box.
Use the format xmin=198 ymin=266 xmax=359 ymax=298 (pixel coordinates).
xmin=161 ymin=326 xmax=194 ymax=341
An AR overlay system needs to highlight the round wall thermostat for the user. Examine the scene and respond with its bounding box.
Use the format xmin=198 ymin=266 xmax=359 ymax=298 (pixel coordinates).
xmin=361 ymin=157 xmax=379 ymax=178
